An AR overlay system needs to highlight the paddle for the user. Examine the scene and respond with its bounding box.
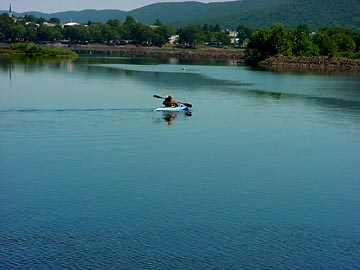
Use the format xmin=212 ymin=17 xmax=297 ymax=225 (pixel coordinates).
xmin=153 ymin=95 xmax=192 ymax=108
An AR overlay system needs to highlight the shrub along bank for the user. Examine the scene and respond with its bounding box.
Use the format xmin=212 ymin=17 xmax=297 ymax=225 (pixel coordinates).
xmin=2 ymin=43 xmax=77 ymax=56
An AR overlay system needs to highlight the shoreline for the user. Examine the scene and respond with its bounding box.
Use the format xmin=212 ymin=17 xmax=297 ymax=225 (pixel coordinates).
xmin=2 ymin=43 xmax=360 ymax=72
xmin=69 ymin=44 xmax=247 ymax=60
xmin=74 ymin=45 xmax=360 ymax=72
xmin=260 ymin=55 xmax=360 ymax=72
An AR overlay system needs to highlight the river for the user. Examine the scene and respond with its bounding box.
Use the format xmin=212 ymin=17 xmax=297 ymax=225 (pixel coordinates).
xmin=1 ymin=53 xmax=360 ymax=269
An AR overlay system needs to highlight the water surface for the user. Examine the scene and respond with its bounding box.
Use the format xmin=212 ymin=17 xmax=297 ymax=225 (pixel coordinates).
xmin=1 ymin=54 xmax=360 ymax=269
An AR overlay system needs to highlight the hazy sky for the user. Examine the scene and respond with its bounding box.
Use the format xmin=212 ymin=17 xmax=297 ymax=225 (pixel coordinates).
xmin=2 ymin=0 xmax=234 ymax=13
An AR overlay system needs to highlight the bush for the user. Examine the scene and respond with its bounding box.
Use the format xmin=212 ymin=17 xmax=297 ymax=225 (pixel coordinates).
xmin=10 ymin=43 xmax=77 ymax=56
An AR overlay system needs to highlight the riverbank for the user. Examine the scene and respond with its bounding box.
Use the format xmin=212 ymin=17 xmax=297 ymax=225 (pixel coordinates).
xmin=2 ymin=43 xmax=360 ymax=72
xmin=73 ymin=45 xmax=360 ymax=72
xmin=69 ymin=44 xmax=247 ymax=61
xmin=260 ymin=55 xmax=360 ymax=72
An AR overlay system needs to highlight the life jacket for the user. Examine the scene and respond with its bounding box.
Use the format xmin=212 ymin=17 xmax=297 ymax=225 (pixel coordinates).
xmin=163 ymin=97 xmax=176 ymax=107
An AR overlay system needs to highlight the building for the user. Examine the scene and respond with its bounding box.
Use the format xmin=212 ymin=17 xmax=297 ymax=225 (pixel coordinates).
xmin=63 ymin=21 xmax=80 ymax=28
xmin=43 ymin=22 xmax=56 ymax=27
xmin=8 ymin=4 xmax=12 ymax=18
xmin=169 ymin=35 xmax=179 ymax=45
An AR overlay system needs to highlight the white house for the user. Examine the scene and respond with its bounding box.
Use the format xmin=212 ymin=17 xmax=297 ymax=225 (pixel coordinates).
xmin=43 ymin=22 xmax=56 ymax=27
xmin=63 ymin=21 xmax=80 ymax=28
xmin=169 ymin=35 xmax=179 ymax=45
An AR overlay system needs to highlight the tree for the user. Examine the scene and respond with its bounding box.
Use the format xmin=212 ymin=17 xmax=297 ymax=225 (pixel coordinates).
xmin=237 ymin=24 xmax=255 ymax=45
xmin=36 ymin=17 xmax=46 ymax=25
xmin=24 ymin=14 xmax=37 ymax=22
xmin=0 ymin=13 xmax=15 ymax=41
xmin=269 ymin=24 xmax=293 ymax=56
xmin=333 ymin=32 xmax=356 ymax=53
xmin=107 ymin=19 xmax=122 ymax=29
xmin=106 ymin=19 xmax=123 ymax=41
xmin=296 ymin=24 xmax=311 ymax=34
xmin=99 ymin=23 xmax=119 ymax=43
xmin=292 ymin=29 xmax=316 ymax=56
xmin=153 ymin=25 xmax=175 ymax=46
xmin=133 ymin=24 xmax=154 ymax=45
xmin=63 ymin=25 xmax=91 ymax=43
xmin=178 ymin=25 xmax=204 ymax=48
xmin=89 ymin=23 xmax=119 ymax=43
xmin=154 ymin=19 xmax=163 ymax=26
xmin=319 ymin=26 xmax=360 ymax=54
xmin=36 ymin=25 xmax=62 ymax=41
xmin=24 ymin=23 xmax=38 ymax=41
xmin=246 ymin=24 xmax=294 ymax=61
xmin=122 ymin=16 xmax=137 ymax=40
xmin=246 ymin=27 xmax=273 ymax=61
xmin=49 ymin=17 xmax=61 ymax=25
xmin=11 ymin=23 xmax=26 ymax=42
xmin=215 ymin=32 xmax=231 ymax=46
xmin=312 ymin=32 xmax=338 ymax=56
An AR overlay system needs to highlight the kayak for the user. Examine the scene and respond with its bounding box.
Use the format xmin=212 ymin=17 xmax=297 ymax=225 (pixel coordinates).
xmin=154 ymin=104 xmax=190 ymax=112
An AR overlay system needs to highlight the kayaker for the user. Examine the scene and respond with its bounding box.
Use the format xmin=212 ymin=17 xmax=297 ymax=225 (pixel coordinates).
xmin=163 ymin=93 xmax=180 ymax=107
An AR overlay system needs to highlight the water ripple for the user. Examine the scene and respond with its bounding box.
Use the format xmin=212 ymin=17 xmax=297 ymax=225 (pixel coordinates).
xmin=1 ymin=224 xmax=359 ymax=270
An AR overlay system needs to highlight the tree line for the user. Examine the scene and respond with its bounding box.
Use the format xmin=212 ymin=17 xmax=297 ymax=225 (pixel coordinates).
xmin=244 ymin=24 xmax=360 ymax=62
xmin=0 ymin=13 xmax=232 ymax=47
xmin=1 ymin=13 xmax=360 ymax=61
xmin=0 ymin=14 xmax=174 ymax=46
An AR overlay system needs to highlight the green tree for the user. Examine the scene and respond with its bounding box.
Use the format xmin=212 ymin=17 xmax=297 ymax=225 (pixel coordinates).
xmin=11 ymin=23 xmax=26 ymax=42
xmin=24 ymin=23 xmax=38 ymax=41
xmin=89 ymin=23 xmax=119 ymax=43
xmin=153 ymin=25 xmax=175 ymax=46
xmin=178 ymin=25 xmax=204 ymax=48
xmin=64 ymin=25 xmax=91 ymax=43
xmin=36 ymin=17 xmax=46 ymax=25
xmin=246 ymin=27 xmax=273 ymax=61
xmin=296 ymin=24 xmax=311 ymax=34
xmin=0 ymin=13 xmax=15 ymax=41
xmin=49 ymin=17 xmax=61 ymax=25
xmin=215 ymin=32 xmax=231 ymax=46
xmin=154 ymin=19 xmax=163 ymax=26
xmin=122 ymin=16 xmax=137 ymax=40
xmin=247 ymin=24 xmax=295 ymax=61
xmin=333 ymin=32 xmax=356 ymax=53
xmin=269 ymin=24 xmax=293 ymax=56
xmin=106 ymin=19 xmax=123 ymax=40
xmin=237 ymin=24 xmax=255 ymax=46
xmin=36 ymin=25 xmax=62 ymax=41
xmin=24 ymin=14 xmax=37 ymax=22
xmin=133 ymin=24 xmax=154 ymax=45
xmin=101 ymin=23 xmax=119 ymax=43
xmin=107 ymin=19 xmax=122 ymax=29
xmin=292 ymin=28 xmax=316 ymax=56
xmin=312 ymin=32 xmax=338 ymax=56
xmin=214 ymin=24 xmax=221 ymax=32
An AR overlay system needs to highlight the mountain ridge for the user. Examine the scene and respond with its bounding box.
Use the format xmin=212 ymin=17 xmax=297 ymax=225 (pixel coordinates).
xmin=2 ymin=0 xmax=359 ymax=29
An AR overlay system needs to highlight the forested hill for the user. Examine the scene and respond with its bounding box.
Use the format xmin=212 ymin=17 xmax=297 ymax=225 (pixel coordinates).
xmin=203 ymin=0 xmax=360 ymax=29
xmin=128 ymin=0 xmax=288 ymax=26
xmin=4 ymin=0 xmax=360 ymax=30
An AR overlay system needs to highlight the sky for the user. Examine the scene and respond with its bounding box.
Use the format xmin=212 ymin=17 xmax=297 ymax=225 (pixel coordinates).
xmin=2 ymin=0 xmax=233 ymax=13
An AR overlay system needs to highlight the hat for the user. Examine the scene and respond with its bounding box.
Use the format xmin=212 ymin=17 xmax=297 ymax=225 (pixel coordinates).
xmin=166 ymin=93 xmax=174 ymax=99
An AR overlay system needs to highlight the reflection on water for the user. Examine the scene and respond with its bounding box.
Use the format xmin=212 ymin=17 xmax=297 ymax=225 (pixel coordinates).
xmin=163 ymin=111 xmax=178 ymax=126
xmin=155 ymin=111 xmax=192 ymax=126
xmin=0 ymin=54 xmax=76 ymax=72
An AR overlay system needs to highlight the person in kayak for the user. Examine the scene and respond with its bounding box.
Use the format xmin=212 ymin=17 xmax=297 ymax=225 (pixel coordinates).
xmin=163 ymin=93 xmax=180 ymax=107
